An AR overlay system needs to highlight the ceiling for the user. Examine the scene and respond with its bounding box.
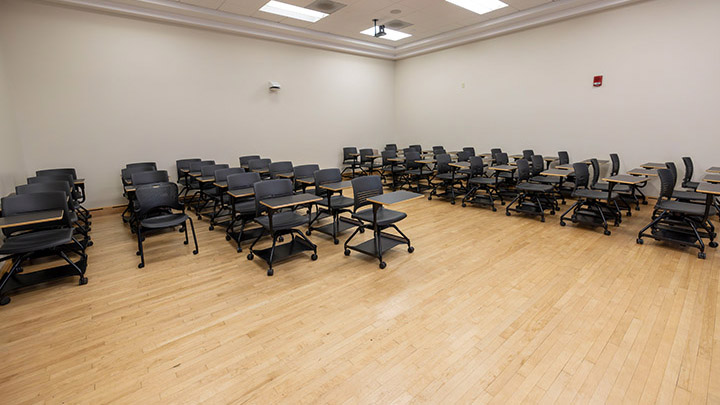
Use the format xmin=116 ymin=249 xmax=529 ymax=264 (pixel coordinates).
xmin=47 ymin=0 xmax=644 ymax=59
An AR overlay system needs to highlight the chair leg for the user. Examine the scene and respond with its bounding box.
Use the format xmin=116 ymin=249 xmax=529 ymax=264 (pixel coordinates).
xmin=188 ymin=217 xmax=199 ymax=255
xmin=505 ymin=193 xmax=522 ymax=216
xmin=58 ymin=250 xmax=86 ymax=279
xmin=184 ymin=221 xmax=189 ymax=245
xmin=266 ymin=233 xmax=278 ymax=276
xmin=137 ymin=227 xmax=145 ymax=268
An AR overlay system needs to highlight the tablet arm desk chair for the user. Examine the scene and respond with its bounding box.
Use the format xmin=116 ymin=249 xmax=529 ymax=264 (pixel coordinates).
xmin=194 ymin=164 xmax=229 ymax=218
xmin=593 ymin=153 xmax=639 ymax=212
xmin=530 ymin=155 xmax=566 ymax=204
xmin=340 ymin=147 xmax=360 ymax=178
xmin=681 ymin=157 xmax=700 ymax=190
xmin=176 ymin=158 xmax=201 ymax=197
xmin=462 ymin=156 xmax=503 ymax=210
xmin=637 ymin=168 xmax=717 ymax=259
xmin=522 ymin=150 xmax=534 ymax=162
xmin=385 ymin=144 xmax=398 ymax=152
xmin=307 ymin=168 xmax=357 ymax=244
xmin=409 ymin=145 xmax=422 ymax=153
xmin=269 ymin=161 xmax=294 ymax=179
xmin=400 ymin=151 xmax=424 ymax=192
xmin=665 ymin=162 xmax=720 ymax=220
xmin=248 ymin=158 xmax=272 ymax=179
xmin=0 ymin=191 xmax=88 ymax=306
xmin=247 ymin=179 xmax=318 ymax=276
xmin=225 ymin=172 xmax=261 ymax=252
xmin=428 ymin=153 xmax=466 ymax=204
xmin=463 ymin=147 xmax=476 ymax=157
xmin=505 ymin=159 xmax=557 ymax=222
xmin=292 ymin=164 xmax=320 ymax=193
xmin=29 ymin=173 xmax=92 ymax=233
xmin=359 ymin=148 xmax=378 ymax=176
xmin=185 ymin=160 xmax=216 ymax=209
xmin=208 ymin=167 xmax=246 ymax=230
xmin=559 ymin=161 xmax=621 ymax=235
xmin=432 ymin=146 xmax=446 ymax=157
xmin=239 ymin=155 xmax=261 ymax=169
xmin=381 ymin=150 xmax=405 ymax=190
xmin=37 ymin=168 xmax=88 ymax=209
xmin=343 ymin=176 xmax=414 ymax=269
xmin=134 ymin=182 xmax=198 ymax=268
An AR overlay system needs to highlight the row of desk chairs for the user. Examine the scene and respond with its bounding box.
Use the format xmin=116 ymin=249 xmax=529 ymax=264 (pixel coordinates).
xmin=0 ymin=168 xmax=91 ymax=306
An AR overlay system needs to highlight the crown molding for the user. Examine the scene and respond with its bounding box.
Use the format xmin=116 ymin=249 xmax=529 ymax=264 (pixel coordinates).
xmin=45 ymin=0 xmax=644 ymax=61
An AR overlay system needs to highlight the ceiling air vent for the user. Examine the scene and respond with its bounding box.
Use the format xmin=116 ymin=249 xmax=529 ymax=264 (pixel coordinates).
xmin=306 ymin=0 xmax=346 ymax=14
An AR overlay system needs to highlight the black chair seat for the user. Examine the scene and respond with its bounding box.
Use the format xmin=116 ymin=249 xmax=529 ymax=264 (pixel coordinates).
xmin=319 ymin=195 xmax=354 ymax=208
xmin=657 ymin=200 xmax=717 ymax=216
xmin=469 ymin=176 xmax=501 ymax=185
xmin=435 ymin=173 xmax=467 ymax=180
xmin=498 ymin=172 xmax=514 ymax=179
xmin=383 ymin=166 xmax=405 ymax=172
xmin=352 ymin=207 xmax=406 ymax=226
xmin=531 ymin=175 xmax=562 ymax=184
xmin=684 ymin=181 xmax=700 ymax=190
xmin=405 ymin=169 xmax=423 ymax=175
xmin=0 ymin=228 xmax=74 ymax=254
xmin=141 ymin=213 xmax=188 ymax=229
xmin=202 ymin=188 xmax=221 ymax=197
xmin=673 ymin=190 xmax=705 ymax=201
xmin=517 ymin=183 xmax=554 ymax=193
xmin=233 ymin=200 xmax=256 ymax=214
xmin=594 ymin=182 xmax=632 ymax=193
xmin=573 ymin=189 xmax=618 ymax=200
xmin=255 ymin=211 xmax=308 ymax=230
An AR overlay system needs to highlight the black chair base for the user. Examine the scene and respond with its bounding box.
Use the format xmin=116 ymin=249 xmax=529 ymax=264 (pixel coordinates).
xmin=344 ymin=224 xmax=413 ymax=269
xmin=505 ymin=193 xmax=557 ymax=222
xmin=248 ymin=229 xmax=317 ymax=276
xmin=137 ymin=217 xmax=198 ymax=268
xmin=637 ymin=212 xmax=717 ymax=259
xmin=559 ymin=200 xmax=621 ymax=235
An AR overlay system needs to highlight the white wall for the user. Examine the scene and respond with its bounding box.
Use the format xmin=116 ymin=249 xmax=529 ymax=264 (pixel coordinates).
xmin=395 ymin=0 xmax=720 ymax=184
xmin=0 ymin=43 xmax=25 ymax=197
xmin=0 ymin=0 xmax=395 ymax=208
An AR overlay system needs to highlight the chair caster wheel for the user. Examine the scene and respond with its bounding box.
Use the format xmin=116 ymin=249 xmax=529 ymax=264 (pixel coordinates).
xmin=710 ymin=241 xmax=718 ymax=248
xmin=560 ymin=221 xmax=566 ymax=226
xmin=197 ymin=216 xmax=202 ymax=220
xmin=209 ymin=226 xmax=214 ymax=231
xmin=184 ymin=240 xmax=189 ymax=245
xmin=506 ymin=212 xmax=511 ymax=216
xmin=334 ymin=239 xmax=339 ymax=245
xmin=136 ymin=251 xmax=141 ymax=256
xmin=88 ymin=241 xmax=94 ymax=247
xmin=247 ymin=253 xmax=254 ymax=260
xmin=461 ymin=203 xmax=467 ymax=207
xmin=636 ymin=238 xmax=644 ymax=244
xmin=0 ymin=296 xmax=10 ymax=306
xmin=450 ymin=200 xmax=455 ymax=205
xmin=627 ymin=212 xmax=632 ymax=217
xmin=344 ymin=249 xmax=350 ymax=256
xmin=138 ymin=263 xmax=144 ymax=269
xmin=379 ymin=261 xmax=387 ymax=269
xmin=604 ymin=230 xmax=611 ymax=236
xmin=642 ymin=201 xmax=648 ymax=205
xmin=428 ymin=196 xmax=432 ymax=200
xmin=193 ymin=250 xmax=198 ymax=255
xmin=408 ymin=246 xmax=414 ymax=253
xmin=306 ymin=230 xmax=312 ymax=236
xmin=267 ymin=268 xmax=274 ymax=276
xmin=359 ymin=228 xmax=365 ymax=233
xmin=311 ymin=253 xmax=318 ymax=260
xmin=226 ymin=235 xmax=231 ymax=241
xmin=698 ymin=252 xmax=706 ymax=259
xmin=492 ymin=207 xmax=497 ymax=212
xmin=278 ymin=236 xmax=284 ymax=242
xmin=541 ymin=217 xmax=546 ymax=223
xmin=79 ymin=277 xmax=88 ymax=285
xmin=550 ymin=211 xmax=555 ymax=215
xmin=236 ymin=247 xmax=242 ymax=253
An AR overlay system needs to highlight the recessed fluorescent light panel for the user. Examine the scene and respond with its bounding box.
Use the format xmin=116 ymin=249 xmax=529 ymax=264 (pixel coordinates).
xmin=446 ymin=0 xmax=508 ymax=15
xmin=360 ymin=27 xmax=411 ymax=41
xmin=259 ymin=1 xmax=329 ymax=23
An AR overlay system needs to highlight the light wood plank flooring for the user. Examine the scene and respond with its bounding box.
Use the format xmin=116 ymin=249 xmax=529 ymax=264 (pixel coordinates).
xmin=1 ymin=196 xmax=719 ymax=403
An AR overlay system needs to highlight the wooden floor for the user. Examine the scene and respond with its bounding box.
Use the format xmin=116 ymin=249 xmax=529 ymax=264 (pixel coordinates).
xmin=1 ymin=195 xmax=719 ymax=404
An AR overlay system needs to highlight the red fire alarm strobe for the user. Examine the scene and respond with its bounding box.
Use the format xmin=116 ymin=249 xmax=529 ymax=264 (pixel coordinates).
xmin=593 ymin=75 xmax=603 ymax=87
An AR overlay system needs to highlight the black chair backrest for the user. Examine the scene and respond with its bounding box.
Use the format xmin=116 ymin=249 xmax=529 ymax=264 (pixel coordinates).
xmin=176 ymin=158 xmax=201 ymax=178
xmin=469 ymin=156 xmax=485 ymax=177
xmin=409 ymin=145 xmax=422 ymax=153
xmin=682 ymin=157 xmax=694 ymax=186
xmin=433 ymin=146 xmax=446 ymax=155
xmin=590 ymin=159 xmax=600 ymax=187
xmin=456 ymin=151 xmax=470 ymax=162
xmin=293 ymin=164 xmax=320 ymax=180
xmin=201 ymin=164 xmax=229 ymax=177
xmin=436 ymin=154 xmax=452 ymax=174
xmin=253 ymin=179 xmax=293 ymax=214
xmin=558 ymin=151 xmax=570 ymax=165
xmin=28 ymin=173 xmax=74 ymax=188
xmin=463 ymin=147 xmax=475 ymax=156
xmin=490 ymin=148 xmax=502 ymax=156
xmin=665 ymin=162 xmax=679 ymax=187
xmin=248 ymin=159 xmax=271 ymax=172
xmin=1 ymin=191 xmax=71 ymax=236
xmin=385 ymin=144 xmax=397 ymax=152
xmin=227 ymin=172 xmax=261 ymax=190
xmin=16 ymin=181 xmax=72 ymax=199
xmin=351 ymin=175 xmax=383 ymax=211
xmin=127 ymin=162 xmax=157 ymax=170
xmin=402 ymin=147 xmax=414 ymax=155
xmin=37 ymin=168 xmax=77 ymax=180
xmin=239 ymin=155 xmax=261 ymax=166
xmin=381 ymin=150 xmax=397 ymax=165
xmin=657 ymin=168 xmax=675 ymax=201
xmin=132 ymin=170 xmax=169 ymax=186
xmin=314 ymin=168 xmax=342 ymax=195
xmin=573 ymin=163 xmax=590 ymax=189
xmin=134 ymin=182 xmax=183 ymax=218
xmin=522 ymin=150 xmax=534 ymax=161
xmin=531 ymin=155 xmax=544 ymax=176
xmin=359 ymin=148 xmax=375 ymax=163
xmin=189 ymin=160 xmax=215 ymax=172
xmin=516 ymin=159 xmax=531 ymax=182
xmin=495 ymin=152 xmax=509 ymax=165
xmin=404 ymin=151 xmax=421 ymax=169
xmin=269 ymin=161 xmax=294 ymax=178
xmin=609 ymin=154 xmax=620 ymax=176
xmin=214 ymin=167 xmax=245 ymax=182
xmin=342 ymin=147 xmax=358 ymax=161
xmin=122 ymin=166 xmax=154 ymax=183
